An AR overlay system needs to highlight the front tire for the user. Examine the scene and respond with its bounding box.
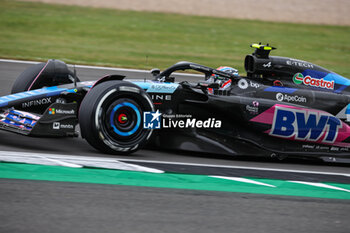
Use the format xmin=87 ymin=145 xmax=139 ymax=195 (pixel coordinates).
xmin=79 ymin=81 xmax=154 ymax=154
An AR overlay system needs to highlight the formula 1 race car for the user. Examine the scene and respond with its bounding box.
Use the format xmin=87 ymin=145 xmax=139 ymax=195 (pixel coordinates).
xmin=1 ymin=44 xmax=350 ymax=163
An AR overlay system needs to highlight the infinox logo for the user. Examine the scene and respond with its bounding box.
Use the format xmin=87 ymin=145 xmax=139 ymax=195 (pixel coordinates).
xmin=270 ymin=106 xmax=341 ymax=143
xmin=293 ymin=73 xmax=334 ymax=90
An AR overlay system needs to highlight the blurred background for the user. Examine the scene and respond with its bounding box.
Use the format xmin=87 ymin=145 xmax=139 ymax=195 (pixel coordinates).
xmin=1 ymin=0 xmax=349 ymax=76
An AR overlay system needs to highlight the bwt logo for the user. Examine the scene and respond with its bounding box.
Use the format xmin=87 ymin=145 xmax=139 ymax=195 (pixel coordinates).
xmin=143 ymin=110 xmax=161 ymax=129
xmin=270 ymin=107 xmax=341 ymax=143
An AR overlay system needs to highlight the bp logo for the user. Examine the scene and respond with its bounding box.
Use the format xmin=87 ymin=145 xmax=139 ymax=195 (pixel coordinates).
xmin=238 ymin=79 xmax=249 ymax=89
xmin=293 ymin=73 xmax=304 ymax=85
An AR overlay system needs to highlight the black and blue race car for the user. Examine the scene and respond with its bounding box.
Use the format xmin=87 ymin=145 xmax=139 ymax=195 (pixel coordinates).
xmin=1 ymin=44 xmax=350 ymax=163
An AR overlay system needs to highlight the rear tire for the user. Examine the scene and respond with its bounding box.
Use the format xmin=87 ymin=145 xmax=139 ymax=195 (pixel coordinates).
xmin=11 ymin=60 xmax=78 ymax=94
xmin=79 ymin=80 xmax=154 ymax=154
xmin=12 ymin=62 xmax=46 ymax=94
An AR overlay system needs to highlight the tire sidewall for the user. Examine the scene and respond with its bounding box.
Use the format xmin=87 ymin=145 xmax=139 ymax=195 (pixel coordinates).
xmin=79 ymin=81 xmax=154 ymax=154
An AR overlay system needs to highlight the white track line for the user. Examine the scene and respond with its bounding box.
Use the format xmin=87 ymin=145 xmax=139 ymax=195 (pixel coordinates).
xmin=211 ymin=176 xmax=276 ymax=187
xmin=0 ymin=59 xmax=39 ymax=65
xmin=0 ymin=150 xmax=349 ymax=178
xmin=212 ymin=177 xmax=350 ymax=192
xmin=0 ymin=151 xmax=163 ymax=173
xmin=0 ymin=58 xmax=203 ymax=77
xmin=114 ymin=157 xmax=350 ymax=177
xmin=289 ymin=181 xmax=350 ymax=193
xmin=38 ymin=156 xmax=83 ymax=168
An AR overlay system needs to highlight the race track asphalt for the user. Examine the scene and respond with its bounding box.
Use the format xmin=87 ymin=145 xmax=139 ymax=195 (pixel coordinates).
xmin=0 ymin=60 xmax=349 ymax=233
xmin=1 ymin=178 xmax=349 ymax=233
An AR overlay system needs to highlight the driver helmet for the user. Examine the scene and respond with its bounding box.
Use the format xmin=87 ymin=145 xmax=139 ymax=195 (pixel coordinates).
xmin=207 ymin=66 xmax=239 ymax=93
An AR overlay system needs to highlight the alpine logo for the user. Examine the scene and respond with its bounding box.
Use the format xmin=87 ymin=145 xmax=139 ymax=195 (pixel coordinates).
xmin=270 ymin=106 xmax=341 ymax=143
xmin=293 ymin=73 xmax=334 ymax=90
xmin=263 ymin=62 xmax=271 ymax=68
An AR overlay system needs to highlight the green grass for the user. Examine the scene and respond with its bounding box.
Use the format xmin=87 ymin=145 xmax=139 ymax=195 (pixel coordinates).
xmin=0 ymin=0 xmax=349 ymax=77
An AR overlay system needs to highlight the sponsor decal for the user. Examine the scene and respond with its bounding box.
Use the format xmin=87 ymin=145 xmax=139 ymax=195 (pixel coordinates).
xmin=275 ymin=93 xmax=307 ymax=103
xmin=270 ymin=106 xmax=341 ymax=143
xmin=238 ymin=79 xmax=248 ymax=89
xmin=49 ymin=108 xmax=75 ymax=115
xmin=238 ymin=79 xmax=260 ymax=89
xmin=250 ymin=81 xmax=260 ymax=88
xmin=52 ymin=122 xmax=74 ymax=130
xmin=293 ymin=73 xmax=334 ymax=90
xmin=302 ymin=145 xmax=315 ymax=149
xmin=150 ymin=94 xmax=172 ymax=101
xmin=315 ymin=145 xmax=330 ymax=150
xmin=163 ymin=117 xmax=221 ymax=128
xmin=143 ymin=110 xmax=221 ymax=129
xmin=56 ymin=109 xmax=75 ymax=114
xmin=250 ymin=104 xmax=350 ymax=147
xmin=143 ymin=110 xmax=162 ymax=129
xmin=246 ymin=101 xmax=259 ymax=115
xmin=293 ymin=73 xmax=304 ymax=85
xmin=22 ymin=97 xmax=52 ymax=108
xmin=147 ymin=83 xmax=179 ymax=93
xmin=61 ymin=124 xmax=74 ymax=129
xmin=276 ymin=93 xmax=284 ymax=101
xmin=55 ymin=98 xmax=66 ymax=104
xmin=53 ymin=122 xmax=60 ymax=129
xmin=286 ymin=60 xmax=314 ymax=68
xmin=303 ymin=144 xmax=334 ymax=151
xmin=330 ymin=147 xmax=339 ymax=152
xmin=263 ymin=62 xmax=271 ymax=68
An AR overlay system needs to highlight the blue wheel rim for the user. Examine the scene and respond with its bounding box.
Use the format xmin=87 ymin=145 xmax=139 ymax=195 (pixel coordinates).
xmin=109 ymin=102 xmax=141 ymax=136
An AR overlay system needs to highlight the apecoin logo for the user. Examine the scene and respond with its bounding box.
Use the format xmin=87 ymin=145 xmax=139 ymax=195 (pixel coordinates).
xmin=276 ymin=93 xmax=307 ymax=103
xmin=276 ymin=93 xmax=284 ymax=101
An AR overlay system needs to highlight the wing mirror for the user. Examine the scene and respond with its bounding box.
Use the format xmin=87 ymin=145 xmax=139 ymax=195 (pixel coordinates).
xmin=151 ymin=68 xmax=160 ymax=77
